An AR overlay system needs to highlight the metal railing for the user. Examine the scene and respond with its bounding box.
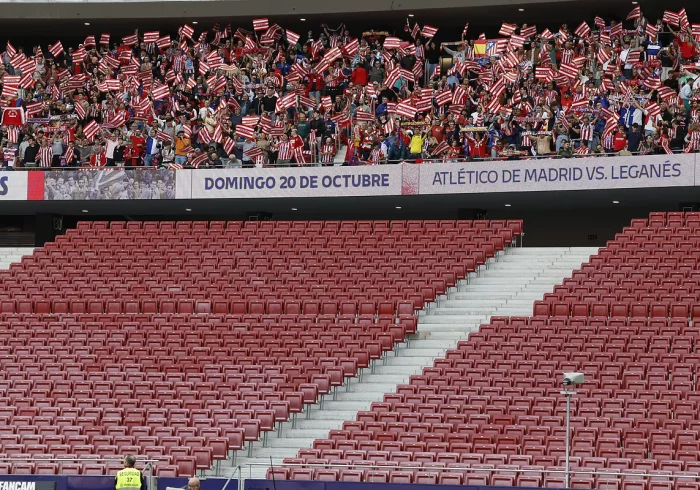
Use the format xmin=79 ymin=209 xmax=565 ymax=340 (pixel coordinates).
xmin=0 ymin=457 xmax=162 ymax=489
xmin=3 ymin=148 xmax=692 ymax=171
xmin=249 ymin=461 xmax=700 ymax=483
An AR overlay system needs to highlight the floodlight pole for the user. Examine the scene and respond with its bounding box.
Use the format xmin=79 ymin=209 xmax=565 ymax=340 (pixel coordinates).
xmin=561 ymin=388 xmax=577 ymax=488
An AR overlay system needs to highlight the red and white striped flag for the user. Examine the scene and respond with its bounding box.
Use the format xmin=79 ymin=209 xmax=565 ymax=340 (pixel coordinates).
xmin=151 ymin=83 xmax=170 ymax=100
xmin=521 ymin=25 xmax=537 ymax=38
xmin=559 ymin=63 xmax=579 ymax=80
xmin=5 ymin=42 xmax=16 ymax=58
xmin=395 ymin=101 xmax=417 ymax=119
xmin=411 ymin=23 xmax=421 ymax=39
xmin=663 ymin=10 xmax=679 ymax=26
xmin=100 ymin=33 xmax=110 ymax=46
xmin=574 ymin=21 xmax=591 ymax=39
xmin=275 ymin=93 xmax=297 ymax=112
xmin=435 ymin=89 xmax=452 ymax=106
xmin=661 ymin=137 xmax=672 ymax=155
xmin=223 ymin=137 xmax=236 ymax=156
xmin=626 ymin=5 xmax=641 ymax=20
xmin=646 ymin=23 xmax=658 ymax=39
xmin=122 ymin=33 xmax=138 ymax=46
xmin=244 ymin=145 xmax=263 ymax=159
xmin=540 ymin=28 xmax=554 ymax=40
xmin=190 ymin=153 xmax=208 ymax=168
xmin=679 ymin=8 xmax=690 ymax=31
xmin=692 ymin=24 xmax=700 ymax=40
xmin=594 ymin=17 xmax=606 ymax=30
xmin=431 ymin=140 xmax=449 ymax=156
xmin=64 ymin=146 xmax=74 ymax=164
xmin=74 ymin=102 xmax=86 ymax=120
xmin=286 ymin=30 xmax=300 ymax=45
xmin=253 ymin=18 xmax=269 ymax=31
xmin=355 ymin=109 xmax=375 ymax=122
xmin=180 ymin=24 xmax=195 ymax=40
xmin=509 ymin=35 xmax=526 ymax=49
xmin=244 ymin=36 xmax=257 ymax=52
xmin=143 ymin=31 xmax=160 ymax=43
xmin=422 ymin=25 xmax=438 ymax=38
xmin=156 ymin=130 xmax=172 ymax=142
xmin=499 ymin=23 xmax=517 ymax=37
xmin=83 ymin=35 xmax=96 ymax=47
xmin=342 ymin=38 xmax=359 ymax=57
xmin=383 ymin=37 xmax=401 ymax=49
xmin=235 ymin=124 xmax=256 ymax=141
xmin=83 ymin=120 xmax=100 ymax=140
xmin=157 ymin=36 xmax=171 ymax=49
xmin=536 ymin=67 xmax=554 ymax=81
xmin=293 ymin=146 xmax=307 ymax=164
xmin=49 ymin=41 xmax=64 ymax=58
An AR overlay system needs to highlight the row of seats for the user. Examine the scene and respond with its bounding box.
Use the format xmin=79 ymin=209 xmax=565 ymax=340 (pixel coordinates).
xmin=270 ymin=466 xmax=691 ymax=489
xmin=73 ymin=219 xmax=523 ymax=234
xmin=0 ymin=460 xmax=195 ymax=477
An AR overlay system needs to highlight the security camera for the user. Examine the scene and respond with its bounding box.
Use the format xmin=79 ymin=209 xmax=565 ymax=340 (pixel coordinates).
xmin=563 ymin=372 xmax=585 ymax=386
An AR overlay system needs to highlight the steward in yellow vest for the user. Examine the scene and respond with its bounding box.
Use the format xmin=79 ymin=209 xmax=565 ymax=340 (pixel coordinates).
xmin=115 ymin=455 xmax=146 ymax=490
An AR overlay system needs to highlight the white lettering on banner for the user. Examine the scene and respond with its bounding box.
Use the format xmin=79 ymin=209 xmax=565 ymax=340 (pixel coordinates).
xmin=187 ymin=166 xmax=403 ymax=199
xmin=0 ymin=173 xmax=28 ymax=200
xmin=0 ymin=482 xmax=37 ymax=490
xmin=419 ymin=154 xmax=697 ymax=194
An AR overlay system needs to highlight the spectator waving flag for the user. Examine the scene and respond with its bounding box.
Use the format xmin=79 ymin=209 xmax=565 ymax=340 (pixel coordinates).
xmin=253 ymin=18 xmax=269 ymax=31
xmin=49 ymin=41 xmax=64 ymax=58
xmin=499 ymin=23 xmax=517 ymax=37
xmin=626 ymin=5 xmax=641 ymax=20
xmin=574 ymin=21 xmax=591 ymax=39
xmin=422 ymin=25 xmax=438 ymax=38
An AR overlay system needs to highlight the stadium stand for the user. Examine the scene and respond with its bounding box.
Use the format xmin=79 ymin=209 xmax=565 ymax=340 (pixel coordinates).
xmin=3 ymin=6 xmax=700 ymax=170
xmin=277 ymin=212 xmax=700 ymax=489
xmin=0 ymin=219 xmax=520 ymax=475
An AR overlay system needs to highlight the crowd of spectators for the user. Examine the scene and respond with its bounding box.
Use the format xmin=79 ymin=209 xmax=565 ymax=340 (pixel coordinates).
xmin=1 ymin=8 xmax=700 ymax=170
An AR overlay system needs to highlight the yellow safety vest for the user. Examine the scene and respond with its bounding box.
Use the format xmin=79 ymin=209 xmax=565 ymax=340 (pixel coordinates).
xmin=116 ymin=468 xmax=142 ymax=490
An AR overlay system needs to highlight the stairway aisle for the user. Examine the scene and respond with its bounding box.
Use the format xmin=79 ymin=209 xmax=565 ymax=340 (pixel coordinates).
xmin=0 ymin=248 xmax=35 ymax=270
xmin=229 ymin=247 xmax=597 ymax=480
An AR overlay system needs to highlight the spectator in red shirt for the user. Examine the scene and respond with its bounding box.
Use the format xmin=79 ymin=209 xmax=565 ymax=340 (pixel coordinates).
xmin=351 ymin=64 xmax=368 ymax=86
xmin=613 ymin=125 xmax=628 ymax=152
xmin=129 ymin=128 xmax=146 ymax=166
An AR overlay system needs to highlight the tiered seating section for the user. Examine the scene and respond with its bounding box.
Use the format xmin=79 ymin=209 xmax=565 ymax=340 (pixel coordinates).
xmin=279 ymin=213 xmax=700 ymax=490
xmin=0 ymin=219 xmax=519 ymax=476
